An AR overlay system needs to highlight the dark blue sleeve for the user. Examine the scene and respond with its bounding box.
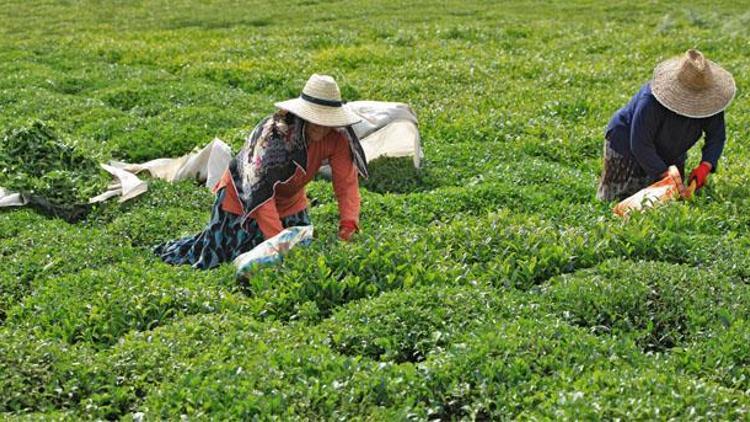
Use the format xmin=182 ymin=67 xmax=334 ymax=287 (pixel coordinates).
xmin=629 ymin=97 xmax=668 ymax=177
xmin=702 ymin=112 xmax=726 ymax=172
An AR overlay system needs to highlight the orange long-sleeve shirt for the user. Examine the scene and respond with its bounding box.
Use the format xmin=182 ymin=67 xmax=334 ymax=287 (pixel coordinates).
xmin=214 ymin=129 xmax=361 ymax=239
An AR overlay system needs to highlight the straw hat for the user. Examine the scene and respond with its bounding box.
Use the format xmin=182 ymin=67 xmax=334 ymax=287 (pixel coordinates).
xmin=651 ymin=49 xmax=736 ymax=118
xmin=274 ymin=74 xmax=361 ymax=127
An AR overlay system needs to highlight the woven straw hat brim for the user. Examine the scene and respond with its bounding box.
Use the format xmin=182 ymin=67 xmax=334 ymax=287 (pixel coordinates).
xmin=651 ymin=57 xmax=736 ymax=118
xmin=274 ymin=98 xmax=361 ymax=127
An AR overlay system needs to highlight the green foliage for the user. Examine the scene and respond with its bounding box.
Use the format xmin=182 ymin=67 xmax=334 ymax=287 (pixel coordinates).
xmin=526 ymin=365 xmax=750 ymax=419
xmin=323 ymin=284 xmax=526 ymax=363
xmin=2 ymin=0 xmax=750 ymax=419
xmin=78 ymin=314 xmax=272 ymax=418
xmin=543 ymin=259 xmax=750 ymax=351
xmin=241 ymin=232 xmax=457 ymax=321
xmin=133 ymin=315 xmax=639 ymax=420
xmin=397 ymin=317 xmax=639 ymax=419
xmin=0 ymin=329 xmax=95 ymax=413
xmin=0 ymin=121 xmax=109 ymax=204
xmin=671 ymin=318 xmax=750 ymax=392
xmin=6 ymin=259 xmax=243 ymax=347
xmin=140 ymin=317 xmax=381 ymax=419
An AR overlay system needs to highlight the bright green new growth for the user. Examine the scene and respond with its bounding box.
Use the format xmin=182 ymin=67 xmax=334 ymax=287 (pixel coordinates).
xmin=0 ymin=121 xmax=109 ymax=204
xmin=1 ymin=0 xmax=750 ymax=419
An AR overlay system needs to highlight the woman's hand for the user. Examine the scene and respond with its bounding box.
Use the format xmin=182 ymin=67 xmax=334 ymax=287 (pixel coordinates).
xmin=689 ymin=161 xmax=712 ymax=190
xmin=338 ymin=220 xmax=358 ymax=241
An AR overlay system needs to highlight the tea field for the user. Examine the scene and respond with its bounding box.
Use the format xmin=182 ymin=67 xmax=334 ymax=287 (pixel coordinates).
xmin=2 ymin=0 xmax=750 ymax=419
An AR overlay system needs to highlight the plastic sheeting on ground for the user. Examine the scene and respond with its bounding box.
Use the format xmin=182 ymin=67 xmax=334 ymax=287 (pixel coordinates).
xmin=0 ymin=187 xmax=26 ymax=207
xmin=319 ymin=101 xmax=422 ymax=179
xmin=108 ymin=137 xmax=233 ymax=190
xmin=348 ymin=100 xmax=422 ymax=168
xmin=0 ymin=138 xmax=233 ymax=209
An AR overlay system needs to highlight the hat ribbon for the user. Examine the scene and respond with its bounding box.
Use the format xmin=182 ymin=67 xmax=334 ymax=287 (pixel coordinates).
xmin=301 ymin=93 xmax=343 ymax=107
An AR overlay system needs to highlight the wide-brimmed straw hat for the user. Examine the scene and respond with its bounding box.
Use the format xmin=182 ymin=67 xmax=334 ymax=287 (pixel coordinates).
xmin=651 ymin=49 xmax=736 ymax=118
xmin=274 ymin=74 xmax=361 ymax=127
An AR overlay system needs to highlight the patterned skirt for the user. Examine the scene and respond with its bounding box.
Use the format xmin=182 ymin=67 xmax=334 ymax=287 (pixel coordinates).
xmin=154 ymin=188 xmax=311 ymax=270
xmin=596 ymin=139 xmax=655 ymax=202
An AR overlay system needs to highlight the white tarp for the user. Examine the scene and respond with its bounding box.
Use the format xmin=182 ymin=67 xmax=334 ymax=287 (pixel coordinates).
xmin=0 ymin=187 xmax=26 ymax=207
xmin=98 ymin=137 xmax=233 ymax=202
xmin=108 ymin=137 xmax=233 ymax=189
xmin=348 ymin=101 xmax=423 ymax=168
xmin=89 ymin=163 xmax=150 ymax=203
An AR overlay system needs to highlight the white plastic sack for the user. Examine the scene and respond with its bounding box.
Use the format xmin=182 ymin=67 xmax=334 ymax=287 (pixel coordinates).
xmin=234 ymin=225 xmax=314 ymax=277
xmin=110 ymin=138 xmax=233 ymax=190
xmin=613 ymin=165 xmax=693 ymax=217
xmin=347 ymin=101 xmax=423 ymax=168
xmin=359 ymin=120 xmax=423 ymax=168
xmin=0 ymin=187 xmax=27 ymax=207
xmin=89 ymin=163 xmax=149 ymax=203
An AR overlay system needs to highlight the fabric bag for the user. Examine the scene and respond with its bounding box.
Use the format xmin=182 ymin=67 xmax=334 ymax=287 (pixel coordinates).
xmin=614 ymin=166 xmax=694 ymax=217
xmin=234 ymin=225 xmax=314 ymax=279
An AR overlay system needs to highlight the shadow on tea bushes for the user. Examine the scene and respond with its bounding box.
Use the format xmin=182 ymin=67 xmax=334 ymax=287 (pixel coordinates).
xmin=359 ymin=156 xmax=431 ymax=194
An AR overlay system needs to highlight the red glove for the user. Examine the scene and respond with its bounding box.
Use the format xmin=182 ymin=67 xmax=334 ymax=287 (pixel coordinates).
xmin=338 ymin=220 xmax=358 ymax=241
xmin=689 ymin=162 xmax=712 ymax=189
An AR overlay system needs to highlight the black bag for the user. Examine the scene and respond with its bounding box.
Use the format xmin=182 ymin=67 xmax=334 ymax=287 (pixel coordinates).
xmin=24 ymin=194 xmax=93 ymax=223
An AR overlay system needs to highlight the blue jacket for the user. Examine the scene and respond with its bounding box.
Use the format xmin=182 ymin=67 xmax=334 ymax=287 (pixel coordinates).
xmin=606 ymin=83 xmax=726 ymax=177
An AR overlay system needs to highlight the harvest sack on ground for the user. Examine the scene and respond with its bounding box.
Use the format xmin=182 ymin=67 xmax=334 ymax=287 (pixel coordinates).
xmin=0 ymin=101 xmax=422 ymax=211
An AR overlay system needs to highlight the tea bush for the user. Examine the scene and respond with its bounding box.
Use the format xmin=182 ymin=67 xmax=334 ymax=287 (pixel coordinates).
xmin=139 ymin=316 xmax=641 ymax=420
xmin=0 ymin=329 xmax=95 ymax=413
xmin=671 ymin=318 xmax=750 ymax=392
xmin=79 ymin=314 xmax=275 ymax=418
xmin=6 ymin=259 xmax=243 ymax=347
xmin=140 ymin=317 xmax=375 ymax=419
xmin=322 ymin=284 xmax=530 ymax=363
xmin=0 ymin=210 xmax=137 ymax=321
xmin=240 ymin=231 xmax=458 ymax=320
xmin=543 ymin=259 xmax=750 ymax=351
xmin=526 ymin=365 xmax=750 ymax=419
